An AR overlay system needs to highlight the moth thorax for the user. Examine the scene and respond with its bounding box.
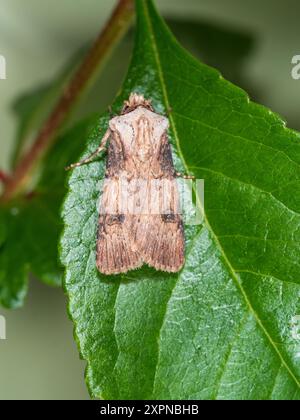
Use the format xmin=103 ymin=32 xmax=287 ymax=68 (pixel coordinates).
xmin=136 ymin=146 xmax=153 ymax=162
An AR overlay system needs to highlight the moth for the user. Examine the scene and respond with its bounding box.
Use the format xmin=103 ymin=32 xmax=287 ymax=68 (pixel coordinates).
xmin=67 ymin=93 xmax=193 ymax=275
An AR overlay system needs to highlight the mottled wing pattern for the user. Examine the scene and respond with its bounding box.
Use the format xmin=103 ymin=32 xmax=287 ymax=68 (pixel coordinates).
xmin=132 ymin=214 xmax=185 ymax=273
xmin=128 ymin=131 xmax=185 ymax=272
xmin=96 ymin=97 xmax=185 ymax=275
xmin=105 ymin=131 xmax=125 ymax=177
xmin=159 ymin=133 xmax=176 ymax=177
xmin=97 ymin=180 xmax=185 ymax=275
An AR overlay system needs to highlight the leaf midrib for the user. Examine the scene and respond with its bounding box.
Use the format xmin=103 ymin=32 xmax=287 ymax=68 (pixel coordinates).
xmin=142 ymin=0 xmax=300 ymax=393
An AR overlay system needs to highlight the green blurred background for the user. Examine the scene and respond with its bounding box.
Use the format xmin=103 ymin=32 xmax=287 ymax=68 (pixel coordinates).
xmin=0 ymin=0 xmax=299 ymax=400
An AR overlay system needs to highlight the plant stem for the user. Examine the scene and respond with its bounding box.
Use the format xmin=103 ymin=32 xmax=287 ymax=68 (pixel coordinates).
xmin=1 ymin=0 xmax=134 ymax=203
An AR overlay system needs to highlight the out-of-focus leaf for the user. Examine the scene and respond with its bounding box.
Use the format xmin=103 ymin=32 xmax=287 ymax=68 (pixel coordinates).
xmin=0 ymin=116 xmax=99 ymax=308
xmin=11 ymin=47 xmax=87 ymax=165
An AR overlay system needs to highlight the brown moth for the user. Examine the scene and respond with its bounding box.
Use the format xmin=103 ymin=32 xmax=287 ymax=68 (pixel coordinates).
xmin=66 ymin=93 xmax=193 ymax=275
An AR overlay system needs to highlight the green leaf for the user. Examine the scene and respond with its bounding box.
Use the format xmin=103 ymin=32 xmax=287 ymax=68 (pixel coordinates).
xmin=0 ymin=116 xmax=99 ymax=308
xmin=61 ymin=0 xmax=300 ymax=400
xmin=167 ymin=17 xmax=254 ymax=87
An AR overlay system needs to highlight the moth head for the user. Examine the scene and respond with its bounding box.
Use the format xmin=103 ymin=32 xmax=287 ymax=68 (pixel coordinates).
xmin=121 ymin=93 xmax=154 ymax=114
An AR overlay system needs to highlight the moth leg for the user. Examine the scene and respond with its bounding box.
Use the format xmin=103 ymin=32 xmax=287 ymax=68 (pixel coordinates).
xmin=175 ymin=172 xmax=195 ymax=180
xmin=65 ymin=129 xmax=111 ymax=170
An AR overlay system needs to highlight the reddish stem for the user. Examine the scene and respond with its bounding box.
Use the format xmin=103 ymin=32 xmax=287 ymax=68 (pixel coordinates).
xmin=1 ymin=0 xmax=134 ymax=203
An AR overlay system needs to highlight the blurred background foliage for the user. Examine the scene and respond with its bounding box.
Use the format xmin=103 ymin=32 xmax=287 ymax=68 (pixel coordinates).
xmin=0 ymin=0 xmax=299 ymax=400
